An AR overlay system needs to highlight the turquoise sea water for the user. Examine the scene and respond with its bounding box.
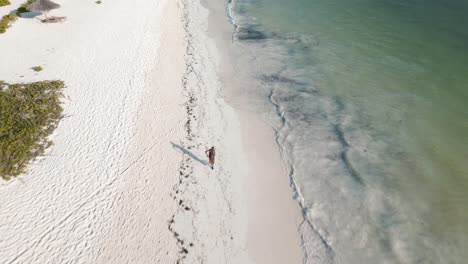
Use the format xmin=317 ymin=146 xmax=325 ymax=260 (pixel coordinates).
xmin=229 ymin=0 xmax=468 ymax=262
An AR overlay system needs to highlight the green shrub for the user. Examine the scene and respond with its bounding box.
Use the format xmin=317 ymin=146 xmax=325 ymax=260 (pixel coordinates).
xmin=0 ymin=80 xmax=65 ymax=180
xmin=0 ymin=13 xmax=17 ymax=34
xmin=16 ymin=7 xmax=28 ymax=13
xmin=95 ymin=1 xmax=102 ymax=4
xmin=17 ymin=0 xmax=36 ymax=14
xmin=32 ymin=66 xmax=43 ymax=72
xmin=0 ymin=0 xmax=11 ymax=7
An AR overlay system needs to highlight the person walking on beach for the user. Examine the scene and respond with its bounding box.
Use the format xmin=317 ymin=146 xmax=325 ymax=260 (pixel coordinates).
xmin=205 ymin=146 xmax=215 ymax=170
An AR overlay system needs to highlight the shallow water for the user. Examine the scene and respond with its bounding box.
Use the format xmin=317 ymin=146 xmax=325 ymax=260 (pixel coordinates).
xmin=228 ymin=0 xmax=468 ymax=263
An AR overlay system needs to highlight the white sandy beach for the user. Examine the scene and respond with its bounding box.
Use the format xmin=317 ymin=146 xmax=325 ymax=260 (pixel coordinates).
xmin=0 ymin=0 xmax=303 ymax=263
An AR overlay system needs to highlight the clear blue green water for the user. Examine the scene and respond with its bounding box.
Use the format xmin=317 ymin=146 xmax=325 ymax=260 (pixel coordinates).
xmin=229 ymin=0 xmax=468 ymax=262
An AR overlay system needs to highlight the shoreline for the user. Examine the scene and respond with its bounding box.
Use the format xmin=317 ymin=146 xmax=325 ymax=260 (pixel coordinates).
xmin=238 ymin=111 xmax=304 ymax=263
xmin=202 ymin=0 xmax=305 ymax=262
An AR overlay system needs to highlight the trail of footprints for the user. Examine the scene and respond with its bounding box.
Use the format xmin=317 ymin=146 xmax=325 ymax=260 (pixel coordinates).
xmin=167 ymin=1 xmax=203 ymax=262
xmin=168 ymin=104 xmax=197 ymax=262
xmin=167 ymin=102 xmax=202 ymax=263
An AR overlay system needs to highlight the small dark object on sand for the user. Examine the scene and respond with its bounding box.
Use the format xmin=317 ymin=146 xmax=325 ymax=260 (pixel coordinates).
xmin=205 ymin=146 xmax=215 ymax=170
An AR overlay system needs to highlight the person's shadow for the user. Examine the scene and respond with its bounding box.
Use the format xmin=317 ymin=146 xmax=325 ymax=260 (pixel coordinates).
xmin=170 ymin=142 xmax=209 ymax=166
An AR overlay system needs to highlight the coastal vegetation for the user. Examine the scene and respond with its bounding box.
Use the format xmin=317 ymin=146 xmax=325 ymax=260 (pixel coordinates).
xmin=0 ymin=13 xmax=17 ymax=33
xmin=32 ymin=66 xmax=43 ymax=72
xmin=17 ymin=0 xmax=36 ymax=14
xmin=0 ymin=0 xmax=36 ymax=33
xmin=0 ymin=0 xmax=37 ymax=34
xmin=0 ymin=80 xmax=65 ymax=180
xmin=0 ymin=0 xmax=11 ymax=7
